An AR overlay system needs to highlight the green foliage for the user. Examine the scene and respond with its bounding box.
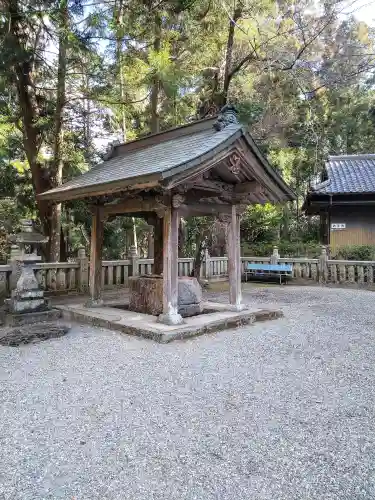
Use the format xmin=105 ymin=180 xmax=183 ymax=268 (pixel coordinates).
xmin=243 ymin=241 xmax=322 ymax=258
xmin=334 ymin=245 xmax=375 ymax=261
xmin=241 ymin=203 xmax=282 ymax=244
xmin=0 ymin=198 xmax=30 ymax=263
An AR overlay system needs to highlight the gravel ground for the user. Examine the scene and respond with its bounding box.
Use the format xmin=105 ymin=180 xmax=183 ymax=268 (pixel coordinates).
xmin=1 ymin=285 xmax=375 ymax=500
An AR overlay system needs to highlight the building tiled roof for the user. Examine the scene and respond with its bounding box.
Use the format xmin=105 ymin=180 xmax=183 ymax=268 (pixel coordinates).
xmin=313 ymin=154 xmax=375 ymax=194
xmin=41 ymin=123 xmax=242 ymax=199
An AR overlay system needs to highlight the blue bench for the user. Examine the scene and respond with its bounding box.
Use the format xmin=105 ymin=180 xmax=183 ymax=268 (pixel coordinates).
xmin=244 ymin=263 xmax=293 ymax=284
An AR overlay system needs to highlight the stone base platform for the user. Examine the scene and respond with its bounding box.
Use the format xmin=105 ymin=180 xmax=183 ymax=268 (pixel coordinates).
xmin=2 ymin=309 xmax=61 ymax=327
xmin=55 ymin=301 xmax=283 ymax=343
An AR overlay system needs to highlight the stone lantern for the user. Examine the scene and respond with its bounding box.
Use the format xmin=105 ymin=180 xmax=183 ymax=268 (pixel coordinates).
xmin=5 ymin=220 xmax=59 ymax=324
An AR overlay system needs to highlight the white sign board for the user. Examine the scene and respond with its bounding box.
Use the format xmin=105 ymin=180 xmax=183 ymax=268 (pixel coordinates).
xmin=331 ymin=223 xmax=346 ymax=230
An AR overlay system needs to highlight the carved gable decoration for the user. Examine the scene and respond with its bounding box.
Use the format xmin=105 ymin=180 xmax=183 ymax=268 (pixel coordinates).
xmin=228 ymin=152 xmax=241 ymax=175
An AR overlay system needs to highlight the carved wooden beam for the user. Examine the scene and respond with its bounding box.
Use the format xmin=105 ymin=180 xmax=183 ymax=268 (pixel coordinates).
xmin=179 ymin=203 xmax=232 ymax=217
xmin=103 ymin=195 xmax=169 ymax=216
xmin=176 ymin=178 xmax=234 ymax=196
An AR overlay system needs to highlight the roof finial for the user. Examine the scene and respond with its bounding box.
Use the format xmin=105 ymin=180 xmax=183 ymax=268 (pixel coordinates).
xmin=103 ymin=139 xmax=121 ymax=160
xmin=213 ymin=104 xmax=239 ymax=131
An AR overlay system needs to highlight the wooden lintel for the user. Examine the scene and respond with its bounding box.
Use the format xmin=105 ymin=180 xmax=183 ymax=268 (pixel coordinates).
xmin=103 ymin=196 xmax=168 ymax=216
xmin=234 ymin=181 xmax=262 ymax=195
xmin=179 ymin=203 xmax=232 ymax=217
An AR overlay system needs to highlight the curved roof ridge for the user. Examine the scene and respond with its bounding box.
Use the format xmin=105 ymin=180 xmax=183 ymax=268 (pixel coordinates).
xmin=329 ymin=153 xmax=375 ymax=161
xmin=310 ymin=155 xmax=375 ymax=195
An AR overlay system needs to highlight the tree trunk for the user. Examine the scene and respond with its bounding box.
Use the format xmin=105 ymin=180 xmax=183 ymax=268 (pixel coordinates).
xmin=197 ymin=4 xmax=242 ymax=119
xmin=178 ymin=218 xmax=186 ymax=257
xmin=132 ymin=217 xmax=138 ymax=253
xmin=60 ymin=226 xmax=67 ymax=262
xmin=83 ymin=60 xmax=92 ymax=161
xmin=49 ymin=0 xmax=68 ymax=261
xmin=6 ymin=0 xmax=70 ymax=261
xmin=223 ymin=4 xmax=243 ymax=103
xmin=280 ymin=205 xmax=290 ymax=240
xmin=147 ymin=225 xmax=154 ymax=258
xmin=190 ymin=236 xmax=205 ymax=278
xmin=7 ymin=0 xmax=54 ymax=243
xmin=150 ymin=13 xmax=161 ymax=134
xmin=115 ymin=0 xmax=127 ymax=141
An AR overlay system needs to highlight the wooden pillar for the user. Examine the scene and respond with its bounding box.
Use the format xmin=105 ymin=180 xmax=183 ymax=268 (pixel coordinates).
xmin=320 ymin=211 xmax=329 ymax=245
xmin=86 ymin=204 xmax=104 ymax=307
xmin=158 ymin=204 xmax=183 ymax=325
xmin=227 ymin=205 xmax=244 ymax=311
xmin=153 ymin=216 xmax=163 ymax=274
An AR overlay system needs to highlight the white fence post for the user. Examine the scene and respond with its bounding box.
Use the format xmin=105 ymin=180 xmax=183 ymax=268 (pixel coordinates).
xmin=270 ymin=246 xmax=280 ymax=265
xmin=204 ymin=249 xmax=211 ymax=279
xmin=8 ymin=244 xmax=22 ymax=291
xmin=129 ymin=245 xmax=139 ymax=277
xmin=319 ymin=246 xmax=328 ymax=283
xmin=77 ymin=246 xmax=89 ymax=293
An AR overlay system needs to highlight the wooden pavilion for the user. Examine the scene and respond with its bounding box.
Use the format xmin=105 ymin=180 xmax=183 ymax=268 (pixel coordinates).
xmin=39 ymin=105 xmax=294 ymax=325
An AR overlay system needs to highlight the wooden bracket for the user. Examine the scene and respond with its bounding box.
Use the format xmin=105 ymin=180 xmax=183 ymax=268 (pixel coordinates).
xmin=172 ymin=194 xmax=185 ymax=208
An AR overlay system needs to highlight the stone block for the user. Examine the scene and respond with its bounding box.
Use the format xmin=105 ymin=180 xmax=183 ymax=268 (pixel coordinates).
xmin=128 ymin=276 xmax=203 ymax=318
xmin=16 ymin=266 xmax=39 ymax=291
xmin=4 ymin=309 xmax=61 ymax=327
xmin=129 ymin=275 xmax=163 ymax=315
xmin=179 ymin=303 xmax=203 ymax=317
xmin=12 ymin=290 xmax=44 ymax=299
xmin=178 ymin=277 xmax=202 ymax=305
xmin=12 ymin=298 xmax=46 ymax=313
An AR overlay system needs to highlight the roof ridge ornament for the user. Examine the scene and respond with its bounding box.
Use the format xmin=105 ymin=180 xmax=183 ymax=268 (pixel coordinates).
xmin=103 ymin=139 xmax=121 ymax=160
xmin=213 ymin=104 xmax=239 ymax=131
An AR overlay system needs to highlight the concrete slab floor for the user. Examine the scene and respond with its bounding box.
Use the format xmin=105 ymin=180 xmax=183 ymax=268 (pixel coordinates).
xmin=55 ymin=301 xmax=283 ymax=343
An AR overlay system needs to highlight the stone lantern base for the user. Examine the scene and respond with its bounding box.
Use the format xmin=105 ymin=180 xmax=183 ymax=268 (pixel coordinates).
xmin=3 ymin=256 xmax=60 ymax=326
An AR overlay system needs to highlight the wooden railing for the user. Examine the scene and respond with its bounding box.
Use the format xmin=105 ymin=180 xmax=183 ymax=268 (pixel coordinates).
xmin=4 ymin=245 xmax=375 ymax=300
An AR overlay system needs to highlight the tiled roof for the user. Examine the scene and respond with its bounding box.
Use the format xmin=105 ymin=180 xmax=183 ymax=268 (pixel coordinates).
xmin=313 ymin=154 xmax=375 ymax=194
xmin=41 ymin=123 xmax=242 ymax=199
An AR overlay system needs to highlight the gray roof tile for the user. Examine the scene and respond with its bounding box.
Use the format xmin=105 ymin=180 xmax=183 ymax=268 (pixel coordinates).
xmin=313 ymin=154 xmax=375 ymax=194
xmin=43 ymin=124 xmax=242 ymax=197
